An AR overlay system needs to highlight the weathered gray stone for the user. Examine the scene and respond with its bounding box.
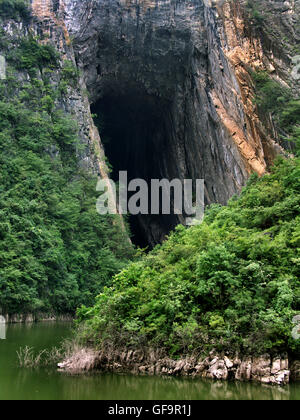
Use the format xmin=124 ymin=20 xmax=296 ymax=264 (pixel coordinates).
xmin=290 ymin=361 xmax=300 ymax=382
xmin=62 ymin=0 xmax=288 ymax=246
xmin=224 ymin=356 xmax=234 ymax=369
xmin=208 ymin=359 xmax=228 ymax=380
xmin=252 ymin=355 xmax=271 ymax=379
xmin=235 ymin=358 xmax=252 ymax=381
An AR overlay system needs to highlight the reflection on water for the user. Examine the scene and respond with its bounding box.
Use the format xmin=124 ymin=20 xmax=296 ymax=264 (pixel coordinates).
xmin=46 ymin=372 xmax=295 ymax=401
xmin=0 ymin=322 xmax=299 ymax=400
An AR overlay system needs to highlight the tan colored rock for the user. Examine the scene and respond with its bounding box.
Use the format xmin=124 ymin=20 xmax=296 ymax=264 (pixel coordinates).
xmin=183 ymin=362 xmax=193 ymax=373
xmin=208 ymin=359 xmax=228 ymax=380
xmin=210 ymin=357 xmax=219 ymax=366
xmin=58 ymin=346 xmax=296 ymax=385
xmin=224 ymin=356 xmax=234 ymax=369
xmin=235 ymin=358 xmax=252 ymax=381
xmin=271 ymin=358 xmax=282 ymax=374
xmin=274 ymin=371 xmax=290 ymax=386
xmin=155 ymin=363 xmax=162 ymax=375
xmin=58 ymin=348 xmax=100 ymax=373
xmin=173 ymin=360 xmax=186 ymax=374
xmin=148 ymin=366 xmax=155 ymax=375
xmin=132 ymin=350 xmax=144 ymax=362
xmin=195 ymin=363 xmax=206 ymax=374
xmin=281 ymin=359 xmax=289 ymax=371
xmin=126 ymin=350 xmax=133 ymax=362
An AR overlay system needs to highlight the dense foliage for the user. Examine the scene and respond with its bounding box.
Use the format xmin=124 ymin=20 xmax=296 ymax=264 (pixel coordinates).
xmin=245 ymin=0 xmax=300 ymax=56
xmin=78 ymin=158 xmax=300 ymax=357
xmin=0 ymin=0 xmax=30 ymax=21
xmin=252 ymin=71 xmax=300 ymax=154
xmin=0 ymin=34 xmax=133 ymax=315
xmin=245 ymin=1 xmax=266 ymax=28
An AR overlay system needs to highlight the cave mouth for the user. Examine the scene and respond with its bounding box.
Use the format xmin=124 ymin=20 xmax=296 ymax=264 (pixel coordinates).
xmin=91 ymin=87 xmax=180 ymax=248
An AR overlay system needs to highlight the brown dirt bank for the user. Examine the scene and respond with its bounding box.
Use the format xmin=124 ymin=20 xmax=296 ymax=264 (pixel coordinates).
xmin=58 ymin=347 xmax=300 ymax=386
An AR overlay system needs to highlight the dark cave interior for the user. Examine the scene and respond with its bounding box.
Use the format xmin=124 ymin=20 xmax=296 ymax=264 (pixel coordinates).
xmin=91 ymin=88 xmax=180 ymax=248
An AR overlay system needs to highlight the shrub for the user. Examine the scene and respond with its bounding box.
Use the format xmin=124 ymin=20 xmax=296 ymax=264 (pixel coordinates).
xmin=252 ymin=71 xmax=300 ymax=154
xmin=0 ymin=0 xmax=31 ymax=21
xmin=246 ymin=1 xmax=265 ymax=28
xmin=9 ymin=37 xmax=59 ymax=75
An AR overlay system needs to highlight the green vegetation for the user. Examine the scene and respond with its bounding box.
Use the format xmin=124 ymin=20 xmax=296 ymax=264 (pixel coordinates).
xmin=0 ymin=0 xmax=30 ymax=21
xmin=61 ymin=60 xmax=79 ymax=84
xmin=0 ymin=3 xmax=298 ymax=365
xmin=0 ymin=35 xmax=133 ymax=315
xmin=246 ymin=1 xmax=266 ymax=28
xmin=78 ymin=158 xmax=300 ymax=358
xmin=252 ymin=71 xmax=300 ymax=154
xmin=252 ymin=71 xmax=292 ymax=115
xmin=9 ymin=37 xmax=59 ymax=76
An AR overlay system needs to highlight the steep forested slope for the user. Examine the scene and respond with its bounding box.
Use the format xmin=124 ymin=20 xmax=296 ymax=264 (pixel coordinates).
xmin=0 ymin=3 xmax=133 ymax=315
xmin=78 ymin=157 xmax=300 ymax=358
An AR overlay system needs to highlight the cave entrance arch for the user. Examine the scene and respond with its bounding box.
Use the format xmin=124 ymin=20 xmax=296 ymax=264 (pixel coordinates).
xmin=91 ymin=85 xmax=182 ymax=248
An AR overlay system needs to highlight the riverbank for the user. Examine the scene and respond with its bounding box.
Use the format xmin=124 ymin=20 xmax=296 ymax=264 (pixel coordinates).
xmin=58 ymin=347 xmax=300 ymax=386
xmin=2 ymin=313 xmax=73 ymax=324
xmin=2 ymin=322 xmax=300 ymax=400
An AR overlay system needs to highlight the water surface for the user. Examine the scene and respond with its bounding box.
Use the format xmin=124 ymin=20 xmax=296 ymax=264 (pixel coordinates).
xmin=0 ymin=322 xmax=299 ymax=400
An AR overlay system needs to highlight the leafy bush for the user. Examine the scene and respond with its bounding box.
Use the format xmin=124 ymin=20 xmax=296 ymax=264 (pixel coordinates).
xmin=252 ymin=71 xmax=292 ymax=115
xmin=78 ymin=158 xmax=300 ymax=358
xmin=246 ymin=1 xmax=265 ymax=28
xmin=0 ymin=0 xmax=30 ymax=21
xmin=61 ymin=60 xmax=80 ymax=88
xmin=8 ymin=37 xmax=59 ymax=76
xmin=252 ymin=71 xmax=300 ymax=154
xmin=280 ymin=100 xmax=300 ymax=132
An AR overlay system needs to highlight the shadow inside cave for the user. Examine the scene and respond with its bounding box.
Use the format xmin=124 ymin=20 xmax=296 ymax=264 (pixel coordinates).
xmin=91 ymin=87 xmax=182 ymax=249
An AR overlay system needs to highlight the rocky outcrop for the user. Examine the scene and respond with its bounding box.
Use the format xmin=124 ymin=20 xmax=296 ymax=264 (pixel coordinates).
xmin=61 ymin=0 xmax=291 ymax=246
xmin=290 ymin=360 xmax=300 ymax=382
xmin=58 ymin=348 xmax=296 ymax=385
xmin=29 ymin=0 xmax=125 ymax=229
xmin=30 ymin=0 xmax=108 ymax=176
xmin=216 ymin=0 xmax=299 ymax=159
xmin=26 ymin=0 xmax=298 ymax=246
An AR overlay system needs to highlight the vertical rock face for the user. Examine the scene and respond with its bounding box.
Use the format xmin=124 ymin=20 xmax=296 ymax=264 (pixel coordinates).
xmin=31 ymin=0 xmax=115 ymax=181
xmin=29 ymin=0 xmax=100 ymax=175
xmin=217 ymin=0 xmax=299 ymax=162
xmin=29 ymin=0 xmax=296 ymax=246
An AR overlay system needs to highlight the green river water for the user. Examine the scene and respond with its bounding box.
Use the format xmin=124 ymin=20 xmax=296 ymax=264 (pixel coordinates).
xmin=0 ymin=322 xmax=299 ymax=400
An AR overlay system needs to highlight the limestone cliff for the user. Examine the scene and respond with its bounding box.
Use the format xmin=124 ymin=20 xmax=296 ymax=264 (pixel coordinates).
xmin=217 ymin=0 xmax=300 ymax=163
xmin=8 ymin=0 xmax=299 ymax=246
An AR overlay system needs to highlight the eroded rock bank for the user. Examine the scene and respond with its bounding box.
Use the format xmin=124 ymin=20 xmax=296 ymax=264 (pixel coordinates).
xmin=2 ymin=313 xmax=73 ymax=324
xmin=58 ymin=348 xmax=299 ymax=386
